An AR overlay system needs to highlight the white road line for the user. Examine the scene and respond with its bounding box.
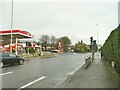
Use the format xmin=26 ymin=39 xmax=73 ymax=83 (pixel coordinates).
xmin=69 ymin=63 xmax=84 ymax=76
xmin=0 ymin=71 xmax=13 ymax=76
xmin=62 ymin=63 xmax=84 ymax=87
xmin=19 ymin=76 xmax=46 ymax=89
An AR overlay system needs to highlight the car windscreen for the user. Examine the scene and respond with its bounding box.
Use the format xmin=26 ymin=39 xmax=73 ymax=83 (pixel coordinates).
xmin=9 ymin=54 xmax=17 ymax=58
xmin=1 ymin=53 xmax=10 ymax=57
xmin=0 ymin=53 xmax=2 ymax=61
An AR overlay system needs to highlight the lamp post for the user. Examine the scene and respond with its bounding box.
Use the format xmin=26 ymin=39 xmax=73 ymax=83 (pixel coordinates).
xmin=10 ymin=0 xmax=14 ymax=53
xmin=96 ymin=23 xmax=99 ymax=53
xmin=96 ymin=23 xmax=98 ymax=45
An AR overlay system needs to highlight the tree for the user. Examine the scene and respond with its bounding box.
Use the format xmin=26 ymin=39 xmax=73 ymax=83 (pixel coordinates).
xmin=40 ymin=35 xmax=50 ymax=51
xmin=54 ymin=38 xmax=60 ymax=49
xmin=60 ymin=36 xmax=71 ymax=45
xmin=40 ymin=35 xmax=50 ymax=44
xmin=50 ymin=36 xmax=57 ymax=50
xmin=74 ymin=41 xmax=90 ymax=53
xmin=60 ymin=36 xmax=71 ymax=52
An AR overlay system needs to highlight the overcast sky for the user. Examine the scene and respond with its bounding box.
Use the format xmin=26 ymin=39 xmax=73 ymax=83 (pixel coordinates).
xmin=1 ymin=0 xmax=119 ymax=45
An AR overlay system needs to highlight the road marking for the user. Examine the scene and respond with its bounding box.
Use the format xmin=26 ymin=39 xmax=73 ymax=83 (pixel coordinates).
xmin=62 ymin=63 xmax=84 ymax=87
xmin=0 ymin=71 xmax=13 ymax=76
xmin=69 ymin=63 xmax=84 ymax=76
xmin=19 ymin=76 xmax=46 ymax=89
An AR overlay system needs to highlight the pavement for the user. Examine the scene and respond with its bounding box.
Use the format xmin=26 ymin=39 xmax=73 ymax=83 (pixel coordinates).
xmin=62 ymin=53 xmax=118 ymax=88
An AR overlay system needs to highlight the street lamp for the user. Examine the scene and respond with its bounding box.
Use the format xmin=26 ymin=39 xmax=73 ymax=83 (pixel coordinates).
xmin=96 ymin=23 xmax=98 ymax=45
xmin=10 ymin=0 xmax=14 ymax=53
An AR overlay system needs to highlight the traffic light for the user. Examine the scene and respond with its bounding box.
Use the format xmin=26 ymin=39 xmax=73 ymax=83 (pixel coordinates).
xmin=90 ymin=37 xmax=93 ymax=44
xmin=26 ymin=42 xmax=28 ymax=47
xmin=28 ymin=42 xmax=32 ymax=46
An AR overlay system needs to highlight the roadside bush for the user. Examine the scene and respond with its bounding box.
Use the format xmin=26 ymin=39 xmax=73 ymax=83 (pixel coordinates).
xmin=101 ymin=25 xmax=119 ymax=71
xmin=29 ymin=48 xmax=35 ymax=53
xmin=74 ymin=43 xmax=90 ymax=53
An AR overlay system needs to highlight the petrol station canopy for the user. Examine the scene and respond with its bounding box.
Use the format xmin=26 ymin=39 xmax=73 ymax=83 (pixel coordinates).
xmin=0 ymin=30 xmax=34 ymax=45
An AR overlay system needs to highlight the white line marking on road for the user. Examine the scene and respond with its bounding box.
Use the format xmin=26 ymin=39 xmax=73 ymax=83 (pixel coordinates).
xmin=19 ymin=76 xmax=46 ymax=89
xmin=63 ymin=63 xmax=84 ymax=87
xmin=69 ymin=63 xmax=84 ymax=76
xmin=0 ymin=71 xmax=13 ymax=76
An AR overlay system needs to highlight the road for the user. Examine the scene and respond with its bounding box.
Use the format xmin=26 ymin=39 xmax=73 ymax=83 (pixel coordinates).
xmin=1 ymin=53 xmax=90 ymax=89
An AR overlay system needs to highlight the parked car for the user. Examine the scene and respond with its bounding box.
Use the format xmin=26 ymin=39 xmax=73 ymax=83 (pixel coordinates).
xmin=0 ymin=52 xmax=24 ymax=67
xmin=0 ymin=61 xmax=3 ymax=68
xmin=50 ymin=49 xmax=58 ymax=53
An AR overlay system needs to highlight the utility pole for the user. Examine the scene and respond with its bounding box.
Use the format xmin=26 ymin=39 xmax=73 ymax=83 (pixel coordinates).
xmin=10 ymin=0 xmax=14 ymax=53
xmin=96 ymin=23 xmax=98 ymax=45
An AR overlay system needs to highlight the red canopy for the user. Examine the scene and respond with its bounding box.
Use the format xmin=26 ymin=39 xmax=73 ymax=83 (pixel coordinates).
xmin=0 ymin=29 xmax=34 ymax=45
xmin=0 ymin=29 xmax=33 ymax=37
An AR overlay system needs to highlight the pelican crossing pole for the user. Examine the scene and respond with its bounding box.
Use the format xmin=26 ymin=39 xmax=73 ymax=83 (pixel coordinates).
xmin=90 ymin=37 xmax=94 ymax=61
xmin=90 ymin=37 xmax=97 ymax=61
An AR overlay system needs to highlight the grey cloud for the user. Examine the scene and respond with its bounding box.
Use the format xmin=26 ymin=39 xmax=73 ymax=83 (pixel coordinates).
xmin=2 ymin=1 xmax=118 ymax=44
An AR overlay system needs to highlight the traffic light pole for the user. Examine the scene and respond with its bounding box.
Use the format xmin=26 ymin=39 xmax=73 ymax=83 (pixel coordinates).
xmin=26 ymin=41 xmax=30 ymax=60
xmin=25 ymin=47 xmax=29 ymax=60
xmin=91 ymin=45 xmax=95 ymax=62
xmin=90 ymin=37 xmax=97 ymax=62
xmin=28 ymin=47 xmax=29 ymax=55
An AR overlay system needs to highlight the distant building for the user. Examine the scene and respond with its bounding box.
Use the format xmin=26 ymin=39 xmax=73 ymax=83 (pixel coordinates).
xmin=118 ymin=1 xmax=120 ymax=25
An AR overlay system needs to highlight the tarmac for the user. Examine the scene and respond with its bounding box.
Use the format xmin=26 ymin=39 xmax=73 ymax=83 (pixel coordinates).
xmin=62 ymin=53 xmax=118 ymax=88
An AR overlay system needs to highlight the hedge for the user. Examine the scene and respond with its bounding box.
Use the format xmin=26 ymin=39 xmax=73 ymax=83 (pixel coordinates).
xmin=101 ymin=25 xmax=120 ymax=73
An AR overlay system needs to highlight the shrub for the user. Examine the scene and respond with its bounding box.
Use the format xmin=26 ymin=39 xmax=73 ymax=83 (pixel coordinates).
xmin=101 ymin=25 xmax=120 ymax=71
